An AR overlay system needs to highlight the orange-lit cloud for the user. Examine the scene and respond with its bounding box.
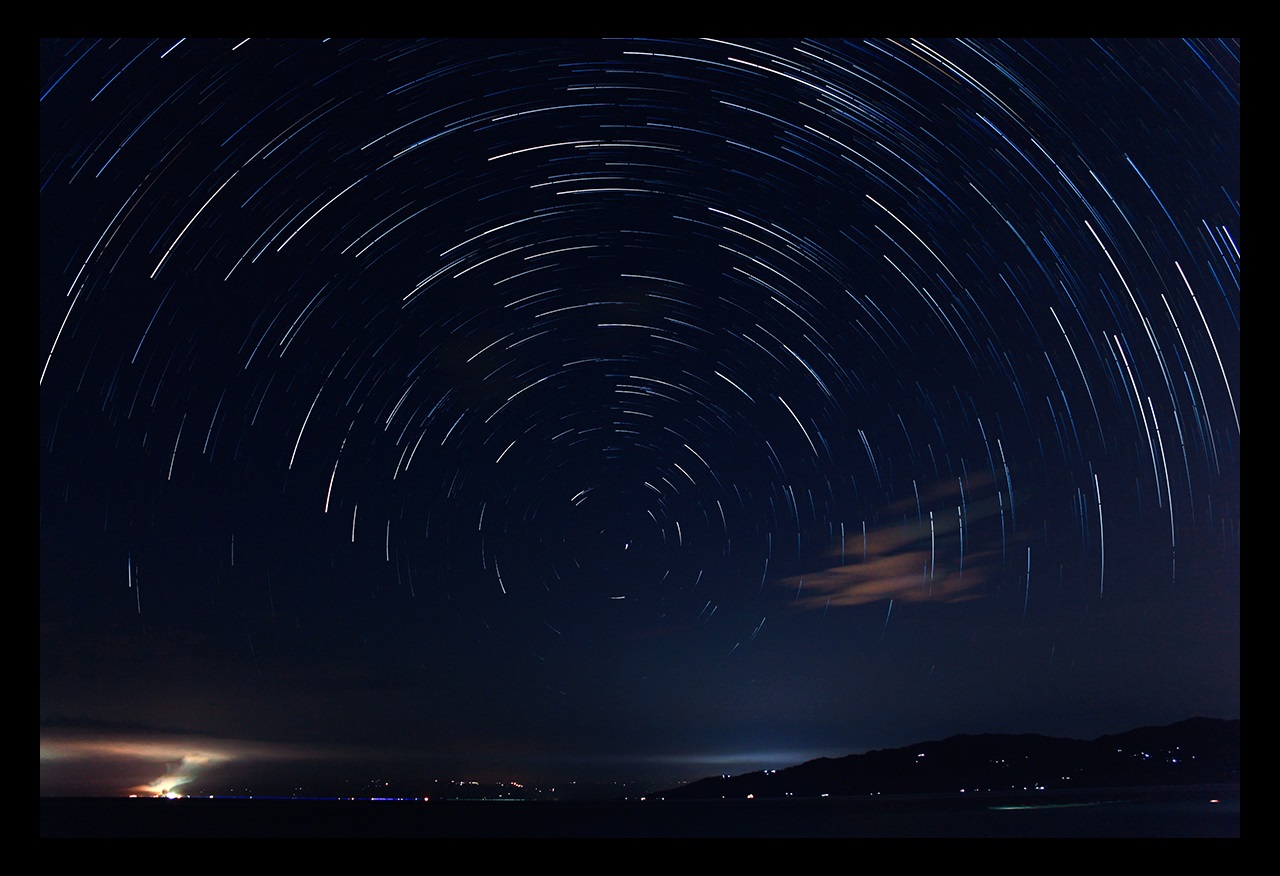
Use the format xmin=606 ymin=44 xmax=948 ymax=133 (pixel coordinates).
xmin=776 ymin=472 xmax=1009 ymax=610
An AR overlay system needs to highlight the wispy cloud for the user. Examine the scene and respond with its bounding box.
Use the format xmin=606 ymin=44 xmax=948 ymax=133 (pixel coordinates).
xmin=777 ymin=473 xmax=1010 ymax=610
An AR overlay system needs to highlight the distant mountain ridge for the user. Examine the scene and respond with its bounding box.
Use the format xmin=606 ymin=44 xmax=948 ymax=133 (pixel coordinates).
xmin=654 ymin=717 xmax=1240 ymax=800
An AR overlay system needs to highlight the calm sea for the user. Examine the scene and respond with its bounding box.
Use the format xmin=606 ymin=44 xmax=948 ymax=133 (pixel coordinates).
xmin=40 ymin=784 xmax=1239 ymax=838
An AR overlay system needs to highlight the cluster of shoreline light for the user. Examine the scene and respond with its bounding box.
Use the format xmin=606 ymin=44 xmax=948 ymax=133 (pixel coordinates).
xmin=126 ymin=778 xmax=556 ymax=803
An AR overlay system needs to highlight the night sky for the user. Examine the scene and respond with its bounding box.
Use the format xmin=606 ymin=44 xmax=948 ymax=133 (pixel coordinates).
xmin=39 ymin=38 xmax=1239 ymax=798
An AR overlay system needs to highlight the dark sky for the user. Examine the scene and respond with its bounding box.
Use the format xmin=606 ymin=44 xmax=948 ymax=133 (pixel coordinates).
xmin=39 ymin=38 xmax=1239 ymax=798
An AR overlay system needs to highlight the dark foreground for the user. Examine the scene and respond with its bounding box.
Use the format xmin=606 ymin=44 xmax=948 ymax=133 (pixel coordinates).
xmin=41 ymin=784 xmax=1238 ymax=837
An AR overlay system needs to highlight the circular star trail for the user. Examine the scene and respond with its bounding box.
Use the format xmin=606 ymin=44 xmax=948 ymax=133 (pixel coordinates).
xmin=40 ymin=38 xmax=1239 ymax=789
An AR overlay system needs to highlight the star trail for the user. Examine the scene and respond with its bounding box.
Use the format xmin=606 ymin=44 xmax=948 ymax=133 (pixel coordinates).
xmin=40 ymin=38 xmax=1239 ymax=797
